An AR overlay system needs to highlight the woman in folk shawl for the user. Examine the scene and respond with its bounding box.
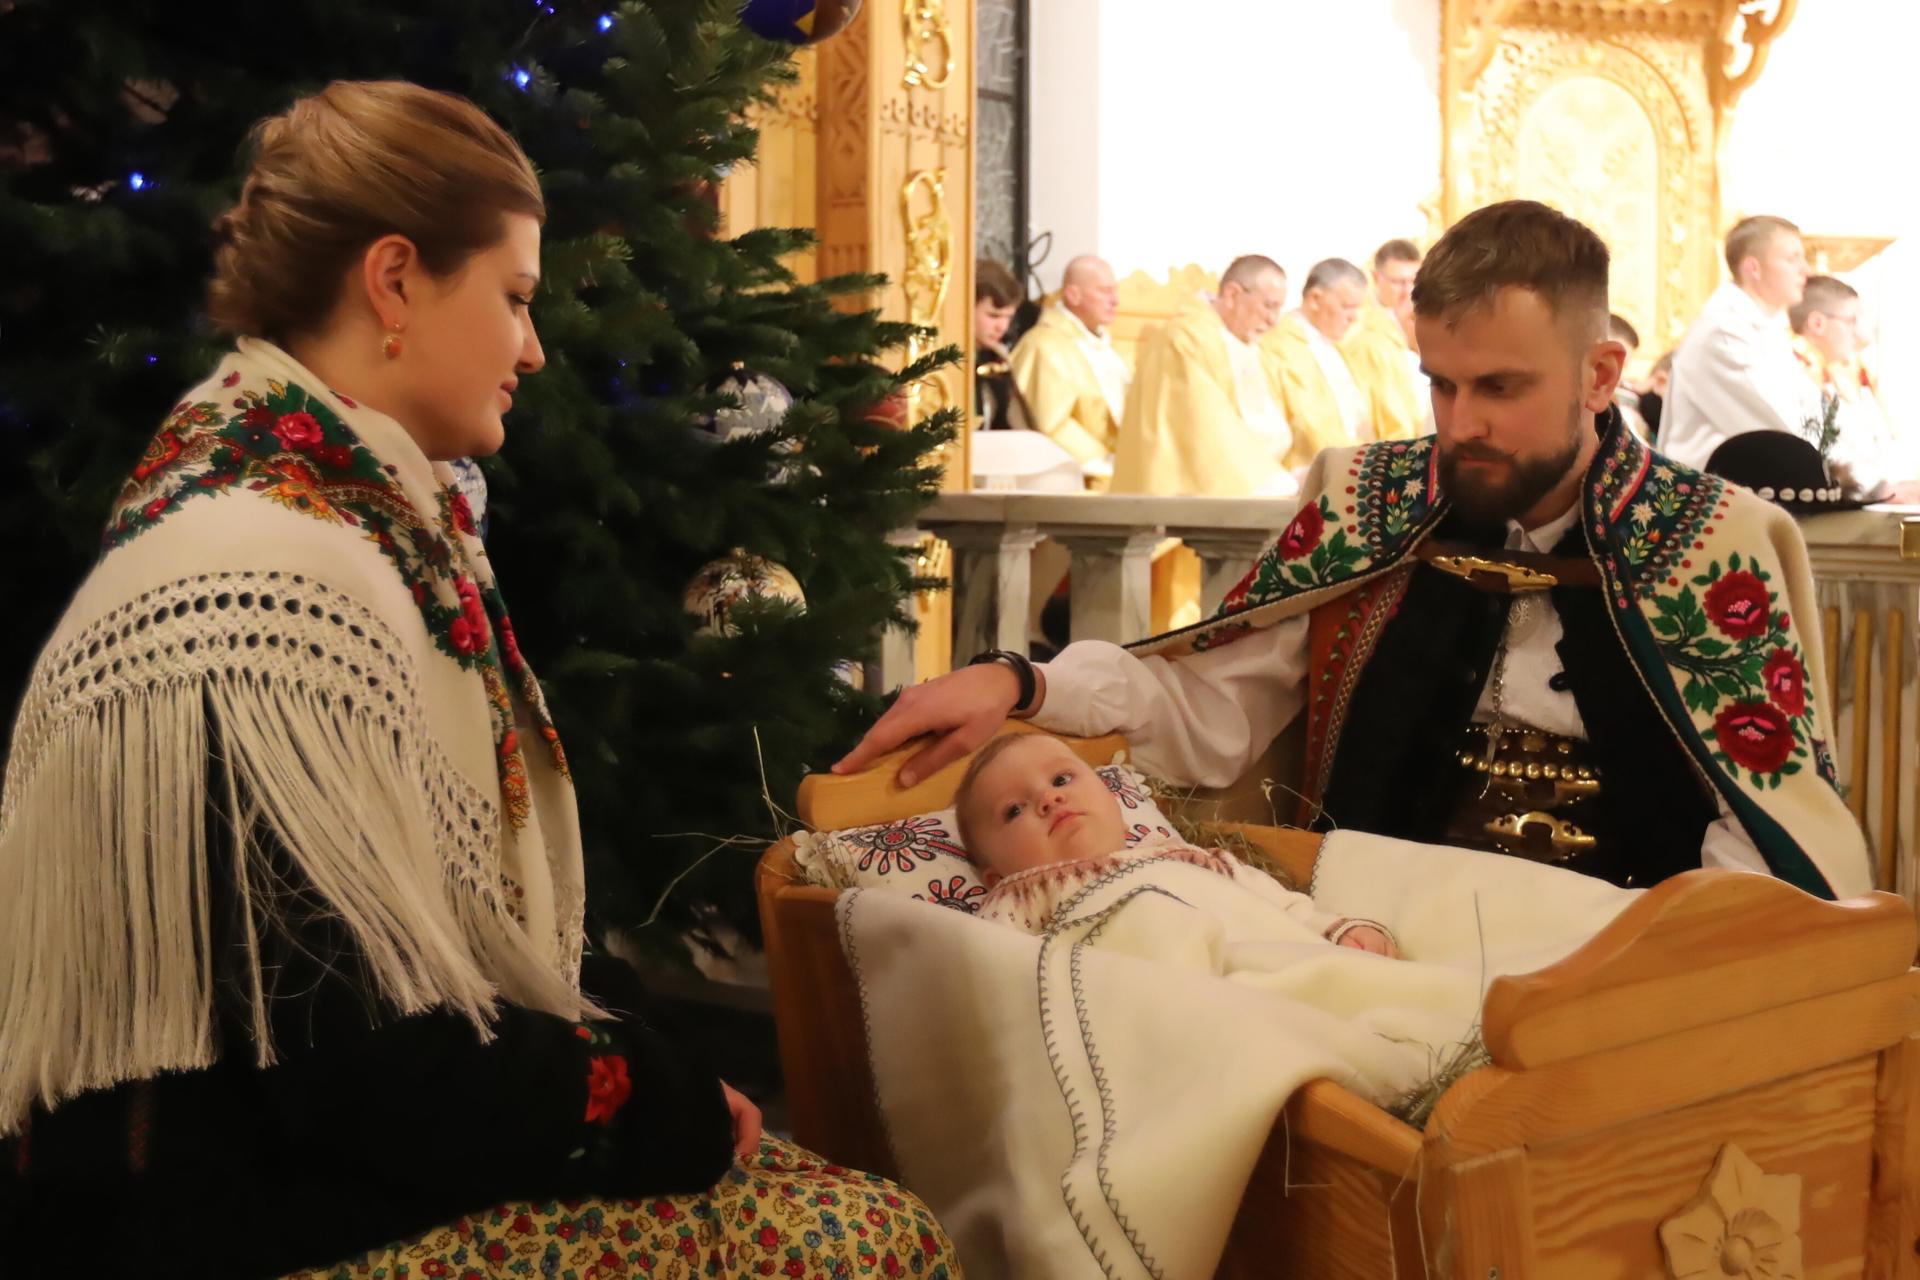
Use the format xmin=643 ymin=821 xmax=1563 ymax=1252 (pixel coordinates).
xmin=0 ymin=81 xmax=956 ymax=1280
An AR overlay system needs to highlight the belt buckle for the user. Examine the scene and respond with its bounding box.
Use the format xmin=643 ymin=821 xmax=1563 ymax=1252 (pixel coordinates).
xmin=1427 ymin=553 xmax=1558 ymax=593
xmin=1484 ymin=810 xmax=1597 ymax=857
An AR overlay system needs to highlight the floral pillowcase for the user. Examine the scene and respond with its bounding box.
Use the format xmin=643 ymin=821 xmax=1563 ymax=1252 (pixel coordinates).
xmin=790 ymin=763 xmax=1178 ymax=916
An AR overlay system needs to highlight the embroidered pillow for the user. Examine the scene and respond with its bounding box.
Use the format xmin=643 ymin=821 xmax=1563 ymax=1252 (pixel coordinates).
xmin=791 ymin=764 xmax=1178 ymax=915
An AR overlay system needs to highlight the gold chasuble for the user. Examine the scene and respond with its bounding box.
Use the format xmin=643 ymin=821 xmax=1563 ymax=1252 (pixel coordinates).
xmin=1112 ymin=306 xmax=1290 ymax=497
xmin=1259 ymin=312 xmax=1370 ymax=469
xmin=1341 ymin=301 xmax=1426 ymax=442
xmin=1008 ymin=304 xmax=1130 ymax=471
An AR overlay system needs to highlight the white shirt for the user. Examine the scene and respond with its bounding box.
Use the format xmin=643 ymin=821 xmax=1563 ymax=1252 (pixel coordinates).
xmin=1054 ymin=304 xmax=1132 ymax=430
xmin=1031 ymin=501 xmax=1769 ymax=874
xmin=1661 ymin=283 xmax=1823 ymax=470
xmin=1215 ymin=312 xmax=1300 ymax=497
xmin=1302 ymin=316 xmax=1373 ymax=442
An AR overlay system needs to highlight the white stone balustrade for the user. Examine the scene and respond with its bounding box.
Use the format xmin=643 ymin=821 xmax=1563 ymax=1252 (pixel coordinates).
xmin=887 ymin=492 xmax=1297 ymax=688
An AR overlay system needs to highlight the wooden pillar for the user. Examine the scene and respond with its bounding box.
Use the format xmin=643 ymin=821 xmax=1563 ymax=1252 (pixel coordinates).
xmin=815 ymin=0 xmax=975 ymax=492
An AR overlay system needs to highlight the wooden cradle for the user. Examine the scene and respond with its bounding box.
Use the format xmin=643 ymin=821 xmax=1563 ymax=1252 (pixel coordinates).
xmin=757 ymin=725 xmax=1920 ymax=1277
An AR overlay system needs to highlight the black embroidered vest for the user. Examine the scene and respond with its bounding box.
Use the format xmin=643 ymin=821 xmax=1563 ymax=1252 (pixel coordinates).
xmin=1313 ymin=512 xmax=1716 ymax=888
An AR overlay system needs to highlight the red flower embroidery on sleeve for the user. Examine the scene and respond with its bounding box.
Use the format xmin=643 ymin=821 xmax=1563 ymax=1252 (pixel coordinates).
xmin=1762 ymin=648 xmax=1806 ymax=717
xmin=1704 ymin=570 xmax=1771 ymax=639
xmin=1714 ymin=701 xmax=1795 ymax=773
xmin=584 ymin=1054 xmax=632 ymax=1126
xmin=1278 ymin=502 xmax=1326 ymax=561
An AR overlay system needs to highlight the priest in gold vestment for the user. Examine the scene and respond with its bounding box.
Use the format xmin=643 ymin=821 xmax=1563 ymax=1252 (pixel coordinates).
xmin=1111 ymin=255 xmax=1298 ymax=497
xmin=1260 ymin=258 xmax=1374 ymax=466
xmin=1340 ymin=238 xmax=1428 ymax=442
xmin=1008 ymin=254 xmax=1130 ymax=485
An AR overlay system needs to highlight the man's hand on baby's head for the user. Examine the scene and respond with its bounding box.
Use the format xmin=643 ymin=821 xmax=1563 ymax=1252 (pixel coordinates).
xmin=1336 ymin=926 xmax=1398 ymax=958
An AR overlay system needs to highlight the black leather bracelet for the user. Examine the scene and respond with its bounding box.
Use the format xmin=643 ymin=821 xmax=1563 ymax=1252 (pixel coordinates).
xmin=968 ymin=648 xmax=1037 ymax=714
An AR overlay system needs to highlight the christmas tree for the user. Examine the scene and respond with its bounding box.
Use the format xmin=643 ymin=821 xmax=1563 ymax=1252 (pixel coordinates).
xmin=0 ymin=0 xmax=953 ymax=952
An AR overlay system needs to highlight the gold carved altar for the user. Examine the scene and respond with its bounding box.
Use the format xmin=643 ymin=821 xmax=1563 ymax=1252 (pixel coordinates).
xmin=720 ymin=5 xmax=976 ymax=493
xmin=1440 ymin=0 xmax=1796 ymax=358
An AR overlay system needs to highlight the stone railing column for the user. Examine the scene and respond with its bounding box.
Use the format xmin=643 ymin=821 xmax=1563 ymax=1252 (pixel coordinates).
xmin=1171 ymin=528 xmax=1277 ymax=615
xmin=1050 ymin=527 xmax=1160 ymax=644
xmin=926 ymin=521 xmax=1042 ymax=660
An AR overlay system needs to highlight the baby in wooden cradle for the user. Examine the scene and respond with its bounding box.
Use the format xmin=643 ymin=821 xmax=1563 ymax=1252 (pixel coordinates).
xmin=953 ymin=732 xmax=1397 ymax=954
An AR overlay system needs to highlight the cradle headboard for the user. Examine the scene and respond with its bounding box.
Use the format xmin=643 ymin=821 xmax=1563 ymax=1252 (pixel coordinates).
xmin=796 ymin=721 xmax=1130 ymax=830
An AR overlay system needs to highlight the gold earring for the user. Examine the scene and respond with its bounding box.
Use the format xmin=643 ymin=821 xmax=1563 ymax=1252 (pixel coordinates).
xmin=381 ymin=331 xmax=403 ymax=360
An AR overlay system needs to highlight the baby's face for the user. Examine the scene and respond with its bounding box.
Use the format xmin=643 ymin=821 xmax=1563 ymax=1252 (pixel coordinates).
xmin=964 ymin=737 xmax=1130 ymax=883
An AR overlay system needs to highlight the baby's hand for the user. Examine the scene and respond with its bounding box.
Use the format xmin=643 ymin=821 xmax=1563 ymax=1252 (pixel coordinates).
xmin=1335 ymin=925 xmax=1398 ymax=958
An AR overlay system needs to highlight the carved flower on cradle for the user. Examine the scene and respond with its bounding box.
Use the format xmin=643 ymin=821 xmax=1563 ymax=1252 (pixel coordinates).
xmin=1658 ymin=1144 xmax=1803 ymax=1280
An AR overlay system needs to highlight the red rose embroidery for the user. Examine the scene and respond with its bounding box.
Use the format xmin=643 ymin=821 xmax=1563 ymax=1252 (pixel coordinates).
xmin=272 ymin=411 xmax=325 ymax=452
xmin=1704 ymin=570 xmax=1772 ymax=639
xmin=485 ymin=1242 xmax=507 ymax=1263
xmin=584 ymin=1054 xmax=632 ymax=1125
xmin=1714 ymin=701 xmax=1795 ymax=774
xmin=1762 ymin=649 xmax=1806 ymax=717
xmin=143 ymin=497 xmax=169 ymax=520
xmin=241 ymin=405 xmax=276 ymax=430
xmin=758 ymin=1226 xmax=780 ymax=1249
xmin=512 ymin=1213 xmax=534 ymax=1234
xmin=498 ymin=614 xmax=525 ymax=669
xmin=448 ymin=491 xmax=478 ymax=535
xmin=315 ymin=443 xmax=355 ymax=471
xmin=1277 ymin=503 xmax=1326 ymax=561
xmin=221 ymin=371 xmax=242 ymax=387
xmin=446 ymin=577 xmax=491 ymax=656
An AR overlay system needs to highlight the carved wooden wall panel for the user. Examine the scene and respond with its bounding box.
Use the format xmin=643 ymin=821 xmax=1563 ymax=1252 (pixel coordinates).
xmin=1442 ymin=0 xmax=1795 ymax=356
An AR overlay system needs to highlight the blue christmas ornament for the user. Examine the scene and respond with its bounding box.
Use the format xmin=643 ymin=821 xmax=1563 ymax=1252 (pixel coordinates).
xmin=737 ymin=0 xmax=862 ymax=45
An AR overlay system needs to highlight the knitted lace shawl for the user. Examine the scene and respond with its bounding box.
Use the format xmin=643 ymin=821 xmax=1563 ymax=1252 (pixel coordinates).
xmin=0 ymin=339 xmax=590 ymax=1135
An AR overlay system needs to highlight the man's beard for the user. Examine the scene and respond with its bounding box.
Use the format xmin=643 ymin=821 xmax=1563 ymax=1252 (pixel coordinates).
xmin=1438 ymin=400 xmax=1584 ymax=528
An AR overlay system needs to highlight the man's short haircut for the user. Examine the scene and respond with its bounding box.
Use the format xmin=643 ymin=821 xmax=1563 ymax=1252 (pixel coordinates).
xmin=1220 ymin=254 xmax=1285 ymax=292
xmin=952 ymin=732 xmax=1040 ymax=860
xmin=975 ymin=260 xmax=1023 ymax=308
xmin=1411 ymin=199 xmax=1609 ymax=341
xmin=1304 ymin=257 xmax=1367 ymax=295
xmin=1789 ymin=274 xmax=1858 ymax=334
xmin=1608 ymin=312 xmax=1640 ymax=349
xmin=1724 ymin=215 xmax=1800 ymax=278
xmin=1373 ymin=238 xmax=1422 ymax=269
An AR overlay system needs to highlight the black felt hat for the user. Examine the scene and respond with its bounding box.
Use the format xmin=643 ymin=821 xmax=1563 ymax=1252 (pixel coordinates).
xmin=1704 ymin=430 xmax=1866 ymax=514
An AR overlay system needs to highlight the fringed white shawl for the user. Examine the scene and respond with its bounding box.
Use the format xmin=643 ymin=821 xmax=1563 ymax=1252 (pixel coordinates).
xmin=0 ymin=339 xmax=591 ymax=1136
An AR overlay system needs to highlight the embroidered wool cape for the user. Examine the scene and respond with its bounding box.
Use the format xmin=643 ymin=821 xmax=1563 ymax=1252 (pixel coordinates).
xmin=1132 ymin=412 xmax=1872 ymax=901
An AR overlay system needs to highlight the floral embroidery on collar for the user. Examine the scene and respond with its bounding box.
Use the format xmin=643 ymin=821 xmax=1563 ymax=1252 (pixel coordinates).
xmin=105 ymin=371 xmax=569 ymax=823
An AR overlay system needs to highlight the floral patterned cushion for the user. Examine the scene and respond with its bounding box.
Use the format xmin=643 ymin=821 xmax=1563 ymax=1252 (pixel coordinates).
xmin=791 ymin=764 xmax=1177 ymax=915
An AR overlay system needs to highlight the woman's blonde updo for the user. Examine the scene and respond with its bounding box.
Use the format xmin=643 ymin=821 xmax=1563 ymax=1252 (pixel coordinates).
xmin=207 ymin=80 xmax=544 ymax=342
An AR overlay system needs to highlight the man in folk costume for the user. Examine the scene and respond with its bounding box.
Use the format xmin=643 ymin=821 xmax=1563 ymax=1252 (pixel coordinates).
xmin=1790 ymin=274 xmax=1920 ymax=502
xmin=1111 ymin=255 xmax=1298 ymax=497
xmin=1009 ymin=253 xmax=1130 ymax=485
xmin=0 ymin=81 xmax=955 ymax=1279
xmin=1660 ymin=215 xmax=1821 ymax=470
xmin=1261 ymin=257 xmax=1379 ymax=464
xmin=1341 ymin=237 xmax=1429 ymax=443
xmin=840 ymin=200 xmax=1871 ymax=902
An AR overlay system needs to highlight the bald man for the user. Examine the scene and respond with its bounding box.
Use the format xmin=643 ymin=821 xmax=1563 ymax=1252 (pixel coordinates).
xmin=1111 ymin=255 xmax=1298 ymax=497
xmin=1340 ymin=239 xmax=1429 ymax=442
xmin=1260 ymin=258 xmax=1375 ymax=465
xmin=1008 ymin=254 xmax=1131 ymax=484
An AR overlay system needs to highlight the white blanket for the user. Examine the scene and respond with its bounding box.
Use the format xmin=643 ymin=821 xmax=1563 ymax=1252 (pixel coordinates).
xmin=838 ymin=830 xmax=1642 ymax=1279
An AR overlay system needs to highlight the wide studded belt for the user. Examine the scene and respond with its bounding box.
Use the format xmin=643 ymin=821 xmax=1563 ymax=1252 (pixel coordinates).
xmin=1445 ymin=723 xmax=1602 ymax=864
